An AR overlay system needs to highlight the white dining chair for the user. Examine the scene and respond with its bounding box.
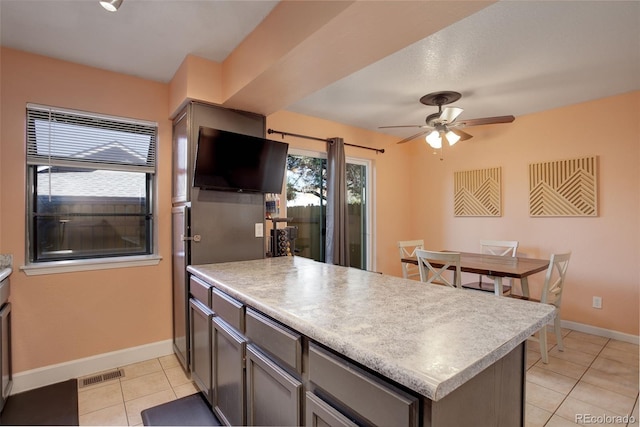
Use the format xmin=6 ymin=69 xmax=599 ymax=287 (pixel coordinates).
xmin=462 ymin=240 xmax=518 ymax=295
xmin=517 ymin=252 xmax=571 ymax=363
xmin=415 ymin=249 xmax=461 ymax=288
xmin=397 ymin=240 xmax=424 ymax=280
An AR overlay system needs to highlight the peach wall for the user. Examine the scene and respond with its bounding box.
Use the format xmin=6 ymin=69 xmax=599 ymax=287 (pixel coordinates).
xmin=407 ymin=91 xmax=640 ymax=336
xmin=169 ymin=55 xmax=223 ymax=118
xmin=0 ymin=47 xmax=3 ymax=248
xmin=0 ymin=48 xmax=173 ymax=372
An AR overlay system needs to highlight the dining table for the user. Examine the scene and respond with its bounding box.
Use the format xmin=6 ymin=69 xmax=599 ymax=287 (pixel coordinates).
xmin=401 ymin=251 xmax=550 ymax=296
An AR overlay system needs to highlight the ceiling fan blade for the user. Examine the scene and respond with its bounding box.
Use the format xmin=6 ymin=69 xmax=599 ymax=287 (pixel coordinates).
xmin=396 ymin=130 xmax=430 ymax=144
xmin=449 ymin=128 xmax=473 ymax=141
xmin=456 ymin=115 xmax=515 ymax=127
xmin=378 ymin=125 xmax=427 ymax=129
xmin=439 ymin=107 xmax=464 ymax=123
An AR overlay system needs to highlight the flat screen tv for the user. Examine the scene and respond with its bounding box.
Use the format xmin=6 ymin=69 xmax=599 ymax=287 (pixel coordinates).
xmin=193 ymin=127 xmax=289 ymax=193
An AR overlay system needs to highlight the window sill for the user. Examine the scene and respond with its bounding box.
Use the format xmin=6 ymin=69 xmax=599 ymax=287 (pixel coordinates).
xmin=20 ymin=255 xmax=162 ymax=276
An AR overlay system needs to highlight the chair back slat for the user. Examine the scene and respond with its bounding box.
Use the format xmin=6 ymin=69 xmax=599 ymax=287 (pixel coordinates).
xmin=476 ymin=240 xmax=519 ymax=290
xmin=397 ymin=240 xmax=424 ymax=279
xmin=480 ymin=240 xmax=519 ymax=257
xmin=415 ymin=249 xmax=462 ymax=288
xmin=541 ymin=252 xmax=571 ymax=307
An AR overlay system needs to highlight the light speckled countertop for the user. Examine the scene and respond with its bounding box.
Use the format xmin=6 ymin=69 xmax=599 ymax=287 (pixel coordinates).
xmin=188 ymin=256 xmax=554 ymax=401
xmin=0 ymin=254 xmax=12 ymax=271
xmin=0 ymin=254 xmax=12 ymax=281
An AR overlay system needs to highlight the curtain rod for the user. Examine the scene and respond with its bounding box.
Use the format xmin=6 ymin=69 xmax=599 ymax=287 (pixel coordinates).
xmin=267 ymin=129 xmax=384 ymax=154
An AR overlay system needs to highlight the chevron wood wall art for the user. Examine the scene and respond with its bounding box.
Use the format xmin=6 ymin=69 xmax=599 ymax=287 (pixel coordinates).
xmin=529 ymin=156 xmax=598 ymax=217
xmin=454 ymin=167 xmax=501 ymax=216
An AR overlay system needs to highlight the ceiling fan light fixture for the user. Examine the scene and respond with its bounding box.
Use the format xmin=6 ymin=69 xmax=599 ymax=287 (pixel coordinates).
xmin=440 ymin=107 xmax=464 ymax=124
xmin=99 ymin=0 xmax=123 ymax=12
xmin=426 ymin=131 xmax=442 ymax=149
xmin=445 ymin=130 xmax=461 ymax=146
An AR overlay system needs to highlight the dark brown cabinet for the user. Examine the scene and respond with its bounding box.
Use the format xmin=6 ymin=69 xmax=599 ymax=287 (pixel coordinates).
xmin=212 ymin=317 xmax=247 ymax=426
xmin=0 ymin=302 xmax=11 ymax=412
xmin=189 ymin=298 xmax=213 ymax=404
xmin=171 ymin=101 xmax=266 ymax=374
xmin=305 ymin=392 xmax=358 ymax=427
xmin=245 ymin=308 xmax=302 ymax=375
xmin=308 ymin=343 xmax=419 ymax=427
xmin=172 ymin=205 xmax=189 ymax=371
xmin=246 ymin=344 xmax=302 ymax=426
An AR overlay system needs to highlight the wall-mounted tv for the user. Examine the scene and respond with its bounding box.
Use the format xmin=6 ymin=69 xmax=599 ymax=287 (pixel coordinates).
xmin=193 ymin=127 xmax=289 ymax=193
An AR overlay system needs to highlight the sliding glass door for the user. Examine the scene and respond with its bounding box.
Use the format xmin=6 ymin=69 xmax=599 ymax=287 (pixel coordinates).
xmin=286 ymin=154 xmax=327 ymax=262
xmin=285 ymin=150 xmax=371 ymax=270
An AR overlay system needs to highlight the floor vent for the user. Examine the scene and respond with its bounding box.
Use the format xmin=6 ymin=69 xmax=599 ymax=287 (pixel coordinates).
xmin=79 ymin=368 xmax=125 ymax=388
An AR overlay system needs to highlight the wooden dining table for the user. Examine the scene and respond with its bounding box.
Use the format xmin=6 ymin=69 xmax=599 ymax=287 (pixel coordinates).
xmin=401 ymin=251 xmax=550 ymax=297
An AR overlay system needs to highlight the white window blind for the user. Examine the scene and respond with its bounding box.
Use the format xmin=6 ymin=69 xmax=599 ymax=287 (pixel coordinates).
xmin=26 ymin=103 xmax=157 ymax=173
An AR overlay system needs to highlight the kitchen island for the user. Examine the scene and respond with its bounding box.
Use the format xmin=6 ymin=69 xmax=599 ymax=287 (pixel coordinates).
xmin=187 ymin=256 xmax=554 ymax=426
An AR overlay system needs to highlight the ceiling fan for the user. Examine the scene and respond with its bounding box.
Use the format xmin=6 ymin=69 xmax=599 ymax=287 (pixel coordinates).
xmin=380 ymin=91 xmax=515 ymax=148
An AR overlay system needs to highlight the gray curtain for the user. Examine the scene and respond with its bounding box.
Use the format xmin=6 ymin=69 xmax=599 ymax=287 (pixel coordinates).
xmin=326 ymin=137 xmax=350 ymax=266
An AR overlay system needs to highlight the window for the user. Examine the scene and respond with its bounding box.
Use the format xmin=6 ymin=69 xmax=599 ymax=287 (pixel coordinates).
xmin=286 ymin=150 xmax=372 ymax=270
xmin=25 ymin=104 xmax=157 ymax=264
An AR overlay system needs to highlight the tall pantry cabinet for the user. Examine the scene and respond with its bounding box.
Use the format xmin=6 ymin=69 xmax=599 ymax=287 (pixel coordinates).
xmin=171 ymin=101 xmax=266 ymax=372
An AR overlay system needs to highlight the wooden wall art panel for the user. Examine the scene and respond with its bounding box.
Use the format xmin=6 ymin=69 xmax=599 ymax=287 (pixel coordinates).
xmin=529 ymin=156 xmax=598 ymax=217
xmin=454 ymin=167 xmax=501 ymax=217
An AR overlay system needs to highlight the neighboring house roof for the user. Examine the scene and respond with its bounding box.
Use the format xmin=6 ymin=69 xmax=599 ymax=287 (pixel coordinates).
xmin=36 ymin=141 xmax=149 ymax=198
xmin=37 ymin=170 xmax=146 ymax=198
xmin=72 ymin=141 xmax=149 ymax=165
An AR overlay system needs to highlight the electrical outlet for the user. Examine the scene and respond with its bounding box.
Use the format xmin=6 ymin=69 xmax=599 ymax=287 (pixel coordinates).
xmin=592 ymin=296 xmax=602 ymax=309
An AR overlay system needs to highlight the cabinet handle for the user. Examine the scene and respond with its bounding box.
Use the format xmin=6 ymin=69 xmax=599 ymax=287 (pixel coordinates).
xmin=182 ymin=234 xmax=201 ymax=242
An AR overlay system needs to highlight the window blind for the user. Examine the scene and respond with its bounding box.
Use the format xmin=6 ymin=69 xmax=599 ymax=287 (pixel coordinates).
xmin=26 ymin=103 xmax=157 ymax=174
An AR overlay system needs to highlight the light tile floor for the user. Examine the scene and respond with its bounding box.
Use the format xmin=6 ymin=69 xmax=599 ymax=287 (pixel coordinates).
xmin=78 ymin=354 xmax=198 ymax=426
xmin=525 ymin=329 xmax=638 ymax=427
xmin=77 ymin=330 xmax=639 ymax=426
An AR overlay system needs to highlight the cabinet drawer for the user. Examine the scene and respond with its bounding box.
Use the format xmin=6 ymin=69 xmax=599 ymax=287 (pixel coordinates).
xmin=309 ymin=343 xmax=419 ymax=427
xmin=245 ymin=308 xmax=302 ymax=375
xmin=212 ymin=287 xmax=244 ymax=332
xmin=189 ymin=276 xmax=211 ymax=307
xmin=306 ymin=392 xmax=357 ymax=427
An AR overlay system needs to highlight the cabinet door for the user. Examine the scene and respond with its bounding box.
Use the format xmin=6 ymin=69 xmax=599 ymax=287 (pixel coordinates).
xmin=172 ymin=109 xmax=188 ymax=203
xmin=212 ymin=317 xmax=246 ymax=427
xmin=305 ymin=392 xmax=357 ymax=427
xmin=189 ymin=299 xmax=212 ymax=404
xmin=172 ymin=206 xmax=189 ymax=371
xmin=0 ymin=303 xmax=11 ymax=411
xmin=246 ymin=344 xmax=301 ymax=426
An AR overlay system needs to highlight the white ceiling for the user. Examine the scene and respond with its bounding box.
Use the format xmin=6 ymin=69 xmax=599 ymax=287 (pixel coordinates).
xmin=2 ymin=0 xmax=639 ymax=143
xmin=0 ymin=0 xmax=279 ymax=82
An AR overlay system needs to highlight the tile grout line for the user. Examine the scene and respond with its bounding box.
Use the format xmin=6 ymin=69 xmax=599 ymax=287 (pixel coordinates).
xmin=121 ymin=357 xmax=181 ymax=426
xmin=161 ymin=358 xmax=179 ymax=401
xmin=543 ymin=331 xmax=611 ymax=426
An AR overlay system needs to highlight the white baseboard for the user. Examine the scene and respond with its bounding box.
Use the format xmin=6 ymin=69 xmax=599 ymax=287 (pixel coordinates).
xmin=11 ymin=339 xmax=174 ymax=395
xmin=562 ymin=320 xmax=640 ymax=345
